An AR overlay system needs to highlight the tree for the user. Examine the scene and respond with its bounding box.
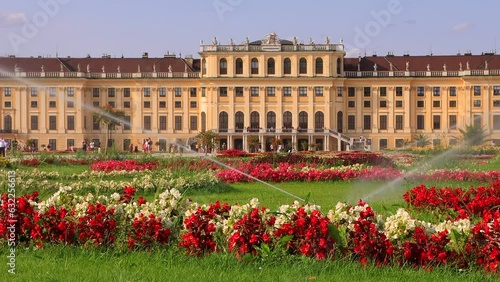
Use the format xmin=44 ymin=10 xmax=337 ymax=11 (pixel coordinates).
xmin=413 ymin=133 xmax=431 ymax=148
xmin=247 ymin=135 xmax=260 ymax=152
xmin=457 ymin=124 xmax=488 ymax=146
xmin=92 ymin=104 xmax=127 ymax=152
xmin=195 ymin=130 xmax=218 ymax=155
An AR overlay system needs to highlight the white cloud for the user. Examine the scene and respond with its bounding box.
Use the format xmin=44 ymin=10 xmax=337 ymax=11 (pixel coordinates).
xmin=453 ymin=22 xmax=471 ymax=31
xmin=0 ymin=12 xmax=28 ymax=27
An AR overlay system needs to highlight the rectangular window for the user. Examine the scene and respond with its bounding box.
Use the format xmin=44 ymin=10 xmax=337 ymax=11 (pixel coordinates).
xmin=395 ymin=100 xmax=403 ymax=108
xmin=124 ymin=101 xmax=131 ymax=108
xmin=363 ymin=87 xmax=371 ymax=97
xmin=449 ymin=87 xmax=457 ymax=96
xmin=396 ymin=87 xmax=403 ymax=96
xmin=108 ymin=88 xmax=115 ymax=97
xmin=49 ymin=101 xmax=56 ymax=108
xmin=251 ymin=87 xmax=259 ymax=97
xmin=494 ymin=86 xmax=500 ymax=95
xmin=107 ymin=101 xmax=115 ymax=108
xmin=190 ymin=88 xmax=197 ymax=97
xmin=314 ymin=87 xmax=323 ymax=97
xmin=337 ymin=87 xmax=343 ymax=97
xmin=299 ymin=87 xmax=307 ymax=97
xmin=159 ymin=87 xmax=166 ymax=97
xmin=190 ymin=116 xmax=197 ymax=130
xmin=379 ymin=115 xmax=387 ymax=130
xmin=31 ymin=88 xmax=38 ymax=97
xmin=396 ymin=115 xmax=403 ymax=130
xmin=348 ymin=101 xmax=355 ymax=108
xmin=67 ymin=116 xmax=75 ymax=130
xmin=433 ymin=87 xmax=441 ymax=96
xmin=449 ymin=115 xmax=457 ymax=129
xmin=123 ymin=88 xmax=131 ymax=97
xmin=175 ymin=116 xmax=182 ymax=130
xmin=417 ymin=87 xmax=425 ymax=97
xmin=348 ymin=87 xmax=355 ymax=97
xmin=159 ymin=116 xmax=167 ymax=130
xmin=48 ymin=139 xmax=56 ymax=151
xmin=175 ymin=101 xmax=182 ymax=108
xmin=201 ymin=87 xmax=206 ymax=97
xmin=433 ymin=101 xmax=440 ymax=108
xmin=93 ymin=88 xmax=100 ymax=97
xmin=474 ymin=86 xmax=481 ymax=96
xmin=144 ymin=101 xmax=151 ymax=108
xmin=379 ymin=100 xmax=387 ymax=108
xmin=449 ymin=100 xmax=457 ymax=107
xmin=123 ymin=116 xmax=131 ymax=130
xmin=92 ymin=101 xmax=99 ymax=107
xmin=473 ymin=100 xmax=481 ymax=107
xmin=31 ymin=101 xmax=38 ymax=108
xmin=433 ymin=115 xmax=441 ymax=130
xmin=219 ymin=87 xmax=228 ymax=97
xmin=67 ymin=87 xmax=74 ymax=97
xmin=92 ymin=116 xmax=100 ymax=130
xmin=494 ymin=115 xmax=500 ymax=130
xmin=417 ymin=100 xmax=424 ymax=108
xmin=380 ymin=87 xmax=387 ymax=97
xmin=67 ymin=139 xmax=75 ymax=150
xmin=474 ymin=115 xmax=482 ymax=128
xmin=235 ymin=87 xmax=244 ymax=97
xmin=267 ymin=87 xmax=276 ymax=97
xmin=31 ymin=116 xmax=38 ymax=130
xmin=494 ymin=100 xmax=500 ymax=107
xmin=364 ymin=100 xmax=371 ymax=108
xmin=49 ymin=116 xmax=57 ymax=130
xmin=379 ymin=139 xmax=388 ymax=150
xmin=50 ymin=88 xmax=57 ymax=97
xmin=4 ymin=87 xmax=12 ymax=97
xmin=190 ymin=101 xmax=197 ymax=108
xmin=347 ymin=115 xmax=355 ymax=130
xmin=174 ymin=87 xmax=182 ymax=97
xmin=363 ymin=115 xmax=371 ymax=130
xmin=67 ymin=101 xmax=74 ymax=108
xmin=4 ymin=101 xmax=12 ymax=108
xmin=143 ymin=116 xmax=151 ymax=130
xmin=396 ymin=139 xmax=404 ymax=148
xmin=283 ymin=87 xmax=291 ymax=97
xmin=159 ymin=101 xmax=166 ymax=108
xmin=417 ymin=115 xmax=424 ymax=130
xmin=144 ymin=88 xmax=151 ymax=97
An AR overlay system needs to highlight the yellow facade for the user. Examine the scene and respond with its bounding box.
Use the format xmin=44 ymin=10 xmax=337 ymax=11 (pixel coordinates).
xmin=1 ymin=34 xmax=500 ymax=151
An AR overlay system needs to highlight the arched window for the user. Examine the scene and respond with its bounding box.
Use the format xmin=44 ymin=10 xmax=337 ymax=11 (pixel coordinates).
xmin=299 ymin=111 xmax=308 ymax=132
xmin=250 ymin=111 xmax=260 ymax=131
xmin=3 ymin=115 xmax=12 ymax=131
xmin=315 ymin=111 xmax=324 ymax=131
xmin=284 ymin=58 xmax=291 ymax=75
xmin=219 ymin=112 xmax=228 ymax=132
xmin=202 ymin=59 xmax=206 ymax=75
xmin=266 ymin=111 xmax=276 ymax=131
xmin=337 ymin=58 xmax=342 ymax=75
xmin=315 ymin=58 xmax=323 ymax=74
xmin=235 ymin=111 xmax=244 ymax=132
xmin=267 ymin=58 xmax=275 ymax=75
xmin=219 ymin=58 xmax=227 ymax=75
xmin=299 ymin=58 xmax=307 ymax=74
xmin=235 ymin=58 xmax=243 ymax=75
xmin=337 ymin=111 xmax=343 ymax=133
xmin=251 ymin=58 xmax=259 ymax=74
xmin=201 ymin=112 xmax=206 ymax=132
xmin=283 ymin=111 xmax=292 ymax=130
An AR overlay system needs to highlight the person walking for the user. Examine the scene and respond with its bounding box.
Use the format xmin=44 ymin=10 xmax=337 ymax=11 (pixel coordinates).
xmin=0 ymin=137 xmax=6 ymax=157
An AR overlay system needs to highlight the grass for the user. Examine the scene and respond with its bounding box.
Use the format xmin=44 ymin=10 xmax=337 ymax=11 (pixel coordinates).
xmin=1 ymin=246 xmax=497 ymax=282
xmin=2 ymin=153 xmax=500 ymax=280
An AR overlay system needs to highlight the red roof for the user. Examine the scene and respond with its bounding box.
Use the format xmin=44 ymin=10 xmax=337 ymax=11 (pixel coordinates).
xmin=344 ymin=54 xmax=497 ymax=72
xmin=0 ymin=56 xmax=199 ymax=73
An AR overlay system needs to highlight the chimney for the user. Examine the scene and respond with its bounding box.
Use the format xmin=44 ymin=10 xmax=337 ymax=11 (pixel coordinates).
xmin=184 ymin=55 xmax=194 ymax=69
xmin=142 ymin=52 xmax=149 ymax=59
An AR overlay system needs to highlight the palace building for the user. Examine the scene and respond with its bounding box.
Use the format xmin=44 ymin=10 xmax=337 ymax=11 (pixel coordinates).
xmin=1 ymin=33 xmax=500 ymax=152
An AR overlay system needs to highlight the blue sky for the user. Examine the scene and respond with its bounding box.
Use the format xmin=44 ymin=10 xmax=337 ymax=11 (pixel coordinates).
xmin=1 ymin=0 xmax=499 ymax=58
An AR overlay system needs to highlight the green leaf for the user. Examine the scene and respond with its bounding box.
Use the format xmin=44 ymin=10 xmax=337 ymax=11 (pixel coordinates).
xmin=328 ymin=224 xmax=346 ymax=252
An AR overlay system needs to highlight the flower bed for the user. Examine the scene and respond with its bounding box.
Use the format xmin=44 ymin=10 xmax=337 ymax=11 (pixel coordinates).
xmin=91 ymin=160 xmax=158 ymax=172
xmin=2 ymin=185 xmax=500 ymax=273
